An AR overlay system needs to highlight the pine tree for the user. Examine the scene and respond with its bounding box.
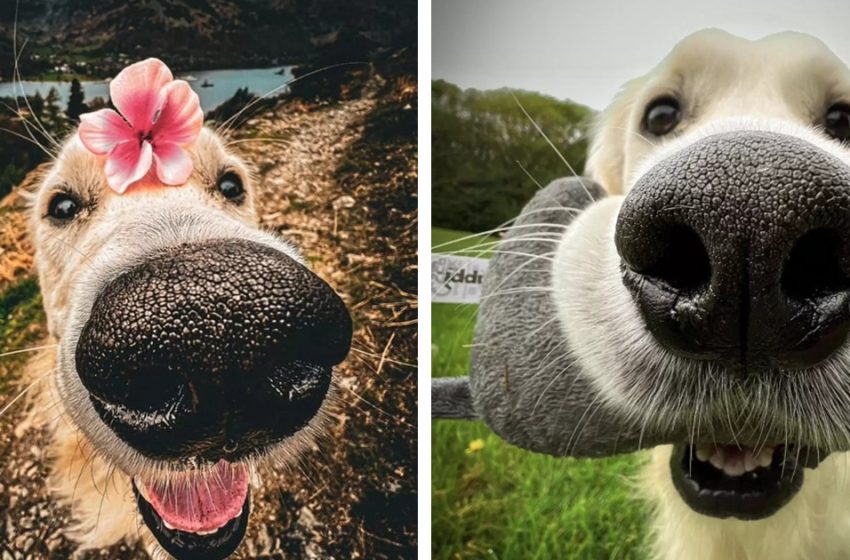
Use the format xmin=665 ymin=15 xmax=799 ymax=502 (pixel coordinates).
xmin=30 ymin=91 xmax=44 ymax=118
xmin=43 ymin=87 xmax=70 ymax=138
xmin=67 ymin=79 xmax=87 ymax=121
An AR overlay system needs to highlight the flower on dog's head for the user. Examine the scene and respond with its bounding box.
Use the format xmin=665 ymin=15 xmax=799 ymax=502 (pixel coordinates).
xmin=78 ymin=58 xmax=203 ymax=194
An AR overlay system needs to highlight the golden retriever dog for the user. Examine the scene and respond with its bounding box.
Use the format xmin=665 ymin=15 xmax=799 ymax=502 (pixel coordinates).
xmin=21 ymin=65 xmax=352 ymax=558
xmin=555 ymin=29 xmax=850 ymax=559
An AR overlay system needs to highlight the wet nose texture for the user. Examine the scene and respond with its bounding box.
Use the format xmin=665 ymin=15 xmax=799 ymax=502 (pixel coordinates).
xmin=616 ymin=131 xmax=850 ymax=371
xmin=75 ymin=239 xmax=352 ymax=460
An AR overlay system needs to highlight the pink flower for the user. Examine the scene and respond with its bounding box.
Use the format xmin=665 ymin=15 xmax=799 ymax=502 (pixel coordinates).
xmin=79 ymin=58 xmax=203 ymax=194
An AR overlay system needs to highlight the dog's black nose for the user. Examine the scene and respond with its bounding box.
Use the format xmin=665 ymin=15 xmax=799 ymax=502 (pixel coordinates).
xmin=75 ymin=239 xmax=352 ymax=460
xmin=616 ymin=131 xmax=850 ymax=371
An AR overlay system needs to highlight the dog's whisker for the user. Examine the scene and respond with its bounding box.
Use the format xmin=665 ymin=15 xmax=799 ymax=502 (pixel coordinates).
xmin=430 ymin=215 xmax=578 ymax=251
xmin=0 ymin=369 xmax=54 ymax=419
xmin=608 ymin=125 xmax=655 ymax=148
xmin=0 ymin=120 xmax=53 ymax=156
xmin=11 ymin=10 xmax=62 ymax=153
xmin=0 ymin=343 xmax=58 ymax=359
xmin=93 ymin=462 xmax=117 ymax=533
xmin=515 ymin=159 xmax=545 ymax=190
xmin=349 ymin=346 xmax=416 ymax=368
xmin=511 ymin=93 xmax=596 ymax=204
xmin=478 ymin=286 xmax=557 ymax=300
xmin=225 ymin=136 xmax=296 ymax=148
xmin=337 ymin=383 xmax=398 ymax=421
xmin=44 ymin=229 xmax=96 ymax=269
xmin=530 ymin=355 xmax=580 ymax=418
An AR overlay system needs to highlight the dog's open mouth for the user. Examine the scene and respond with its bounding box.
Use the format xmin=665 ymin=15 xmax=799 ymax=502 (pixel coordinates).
xmin=669 ymin=443 xmax=824 ymax=520
xmin=132 ymin=460 xmax=251 ymax=560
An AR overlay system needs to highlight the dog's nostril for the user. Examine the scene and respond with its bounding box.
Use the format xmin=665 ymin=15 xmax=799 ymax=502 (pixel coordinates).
xmin=640 ymin=224 xmax=711 ymax=292
xmin=781 ymin=228 xmax=850 ymax=300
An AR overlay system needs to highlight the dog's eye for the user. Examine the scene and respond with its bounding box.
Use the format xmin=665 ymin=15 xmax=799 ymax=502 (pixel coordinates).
xmin=217 ymin=172 xmax=245 ymax=202
xmin=644 ymin=97 xmax=681 ymax=136
xmin=46 ymin=193 xmax=80 ymax=222
xmin=825 ymin=103 xmax=850 ymax=142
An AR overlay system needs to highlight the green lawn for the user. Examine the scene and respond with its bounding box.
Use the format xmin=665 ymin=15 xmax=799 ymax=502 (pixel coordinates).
xmin=431 ymin=227 xmax=651 ymax=559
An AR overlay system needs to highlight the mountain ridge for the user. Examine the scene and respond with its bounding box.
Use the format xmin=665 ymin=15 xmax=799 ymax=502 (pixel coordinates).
xmin=0 ymin=0 xmax=416 ymax=78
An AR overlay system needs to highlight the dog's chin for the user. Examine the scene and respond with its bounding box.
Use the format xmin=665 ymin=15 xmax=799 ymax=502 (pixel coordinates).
xmin=132 ymin=460 xmax=252 ymax=560
xmin=669 ymin=442 xmax=827 ymax=520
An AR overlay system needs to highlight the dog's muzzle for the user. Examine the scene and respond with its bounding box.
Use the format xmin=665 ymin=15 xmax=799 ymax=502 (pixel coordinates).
xmin=617 ymin=130 xmax=850 ymax=371
xmin=74 ymin=238 xmax=352 ymax=461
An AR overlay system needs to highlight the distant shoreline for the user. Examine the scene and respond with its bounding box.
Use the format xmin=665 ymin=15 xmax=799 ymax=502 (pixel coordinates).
xmin=0 ymin=66 xmax=298 ymax=113
xmin=2 ymin=64 xmax=300 ymax=85
xmin=5 ymin=63 xmax=302 ymax=84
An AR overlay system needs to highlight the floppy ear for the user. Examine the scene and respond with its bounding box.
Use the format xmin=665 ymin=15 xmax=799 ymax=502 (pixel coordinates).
xmin=584 ymin=78 xmax=643 ymax=195
xmin=432 ymin=177 xmax=667 ymax=458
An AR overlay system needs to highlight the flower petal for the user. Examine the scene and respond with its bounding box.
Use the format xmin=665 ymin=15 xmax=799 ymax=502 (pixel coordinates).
xmin=152 ymin=80 xmax=204 ymax=145
xmin=105 ymin=140 xmax=153 ymax=194
xmin=109 ymin=58 xmax=173 ymax=130
xmin=78 ymin=109 xmax=134 ymax=154
xmin=152 ymin=142 xmax=193 ymax=185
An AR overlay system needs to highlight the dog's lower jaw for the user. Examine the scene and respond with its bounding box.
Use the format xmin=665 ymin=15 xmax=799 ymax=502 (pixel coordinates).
xmin=643 ymin=445 xmax=850 ymax=560
xmin=48 ymin=401 xmax=255 ymax=559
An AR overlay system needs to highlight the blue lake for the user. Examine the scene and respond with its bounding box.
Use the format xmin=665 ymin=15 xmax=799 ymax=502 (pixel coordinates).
xmin=0 ymin=66 xmax=296 ymax=112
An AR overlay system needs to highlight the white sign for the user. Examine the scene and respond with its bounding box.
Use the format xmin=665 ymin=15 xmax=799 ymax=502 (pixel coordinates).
xmin=431 ymin=254 xmax=489 ymax=304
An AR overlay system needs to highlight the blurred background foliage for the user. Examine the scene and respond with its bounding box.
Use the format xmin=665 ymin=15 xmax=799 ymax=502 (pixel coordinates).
xmin=432 ymin=79 xmax=593 ymax=233
xmin=431 ymin=80 xmax=652 ymax=558
xmin=0 ymin=0 xmax=416 ymax=199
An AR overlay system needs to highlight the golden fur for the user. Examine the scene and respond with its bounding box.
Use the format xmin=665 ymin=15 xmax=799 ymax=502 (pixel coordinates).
xmin=579 ymin=29 xmax=850 ymax=559
xmin=22 ymin=127 xmax=320 ymax=557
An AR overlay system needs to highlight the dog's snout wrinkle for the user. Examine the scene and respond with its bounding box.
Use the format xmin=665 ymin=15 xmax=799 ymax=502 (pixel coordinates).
xmin=616 ymin=130 xmax=850 ymax=370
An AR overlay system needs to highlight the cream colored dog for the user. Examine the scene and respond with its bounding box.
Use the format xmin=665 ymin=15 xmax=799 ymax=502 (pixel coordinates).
xmin=555 ymin=29 xmax=850 ymax=559
xmin=22 ymin=125 xmax=351 ymax=559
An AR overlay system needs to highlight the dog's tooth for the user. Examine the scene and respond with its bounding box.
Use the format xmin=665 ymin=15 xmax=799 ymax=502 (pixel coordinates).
xmin=743 ymin=450 xmax=759 ymax=472
xmin=709 ymin=448 xmax=726 ymax=471
xmin=722 ymin=459 xmax=746 ymax=477
xmin=162 ymin=518 xmax=176 ymax=531
xmin=696 ymin=445 xmax=712 ymax=462
xmin=756 ymin=446 xmax=775 ymax=468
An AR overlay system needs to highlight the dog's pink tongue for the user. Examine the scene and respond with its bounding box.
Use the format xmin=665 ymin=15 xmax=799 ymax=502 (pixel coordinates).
xmin=143 ymin=460 xmax=248 ymax=533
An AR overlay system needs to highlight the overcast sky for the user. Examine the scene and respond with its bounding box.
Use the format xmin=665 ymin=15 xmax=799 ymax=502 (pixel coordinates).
xmin=432 ymin=0 xmax=850 ymax=110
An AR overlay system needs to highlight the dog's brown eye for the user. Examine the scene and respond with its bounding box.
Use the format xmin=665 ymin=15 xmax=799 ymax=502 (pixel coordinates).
xmin=644 ymin=97 xmax=681 ymax=136
xmin=46 ymin=193 xmax=80 ymax=222
xmin=825 ymin=103 xmax=850 ymax=142
xmin=217 ymin=172 xmax=245 ymax=202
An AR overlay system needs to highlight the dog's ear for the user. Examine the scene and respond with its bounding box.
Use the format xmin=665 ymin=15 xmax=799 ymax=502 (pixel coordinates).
xmin=584 ymin=78 xmax=643 ymax=195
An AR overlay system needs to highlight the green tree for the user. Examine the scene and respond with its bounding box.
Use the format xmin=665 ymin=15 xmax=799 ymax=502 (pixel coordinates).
xmin=432 ymin=80 xmax=594 ymax=232
xmin=30 ymin=91 xmax=44 ymax=118
xmin=86 ymin=97 xmax=109 ymax=112
xmin=42 ymin=87 xmax=70 ymax=139
xmin=67 ymin=79 xmax=87 ymax=121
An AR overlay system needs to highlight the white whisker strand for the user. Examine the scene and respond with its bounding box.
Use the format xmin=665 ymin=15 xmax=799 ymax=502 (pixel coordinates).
xmin=511 ymin=92 xmax=596 ymax=204
xmin=0 ymin=343 xmax=58 ymax=359
xmin=11 ymin=10 xmax=61 ymax=152
xmin=0 ymin=368 xmax=55 ymax=419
